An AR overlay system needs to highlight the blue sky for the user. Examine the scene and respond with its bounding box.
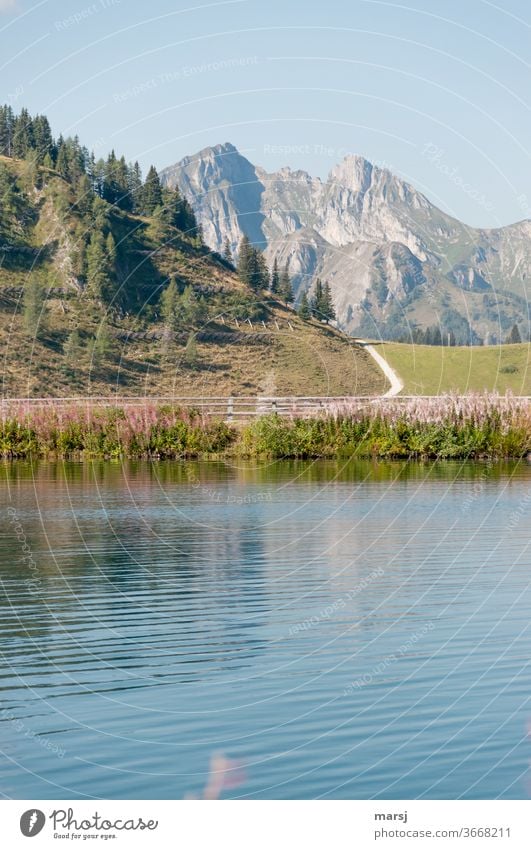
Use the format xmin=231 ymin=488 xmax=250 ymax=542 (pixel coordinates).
xmin=2 ymin=0 xmax=531 ymax=227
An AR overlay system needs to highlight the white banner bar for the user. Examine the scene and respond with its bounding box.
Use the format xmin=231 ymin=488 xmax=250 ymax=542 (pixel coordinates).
xmin=1 ymin=800 xmax=530 ymax=848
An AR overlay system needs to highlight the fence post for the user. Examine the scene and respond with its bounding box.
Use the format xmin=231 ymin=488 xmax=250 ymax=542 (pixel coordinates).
xmin=227 ymin=397 xmax=234 ymax=422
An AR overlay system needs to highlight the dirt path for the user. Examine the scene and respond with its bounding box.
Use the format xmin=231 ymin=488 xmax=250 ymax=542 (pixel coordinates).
xmin=358 ymin=342 xmax=404 ymax=397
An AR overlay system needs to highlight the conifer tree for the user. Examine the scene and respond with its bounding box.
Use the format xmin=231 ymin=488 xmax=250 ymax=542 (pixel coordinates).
xmin=506 ymin=323 xmax=522 ymax=344
xmin=141 ymin=165 xmax=163 ymax=215
xmin=12 ymin=108 xmax=33 ymax=159
xmin=0 ymin=105 xmax=14 ymax=156
xmin=245 ymin=248 xmax=268 ymax=291
xmin=237 ymin=235 xmax=252 ymax=285
xmin=311 ymin=278 xmax=324 ymax=319
xmin=279 ymin=262 xmax=294 ymax=304
xmin=129 ymin=161 xmax=143 ymax=212
xmin=75 ymin=173 xmax=93 ymax=216
xmin=431 ymin=325 xmax=442 ymax=346
xmin=86 ymin=229 xmax=114 ymax=300
xmin=270 ymin=257 xmax=280 ymax=294
xmin=63 ymin=328 xmax=82 ymax=371
xmin=31 ymin=115 xmax=53 ymax=163
xmin=92 ymin=321 xmax=114 ymax=368
xmin=160 ymin=278 xmax=180 ymax=330
xmin=180 ymin=284 xmax=206 ymax=326
xmin=320 ymin=281 xmax=336 ymax=323
xmin=105 ymin=232 xmax=117 ymax=268
xmin=297 ymin=291 xmax=311 ymax=320
xmin=222 ymin=237 xmax=233 ymax=264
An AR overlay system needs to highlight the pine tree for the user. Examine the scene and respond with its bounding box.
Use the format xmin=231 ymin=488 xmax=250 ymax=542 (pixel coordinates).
xmin=279 ymin=262 xmax=294 ymax=304
xmin=55 ymin=144 xmax=70 ymax=180
xmin=256 ymin=250 xmax=269 ymax=290
xmin=12 ymin=108 xmax=33 ymax=159
xmin=141 ymin=165 xmax=163 ymax=215
xmin=245 ymin=248 xmax=268 ymax=291
xmin=86 ymin=229 xmax=113 ymax=300
xmin=180 ymin=285 xmax=206 ymax=326
xmin=0 ymin=163 xmax=23 ymax=242
xmin=75 ymin=173 xmax=93 ymax=216
xmin=311 ymin=278 xmax=324 ymax=319
xmin=297 ymin=291 xmax=311 ymax=320
xmin=321 ymin=282 xmax=336 ymax=323
xmin=506 ymin=323 xmax=522 ymax=344
xmin=160 ymin=278 xmax=180 ymax=330
xmin=237 ymin=235 xmax=252 ymax=285
xmin=92 ymin=321 xmax=114 ymax=368
xmin=222 ymin=237 xmax=233 ymax=264
xmin=63 ymin=328 xmax=82 ymax=371
xmin=105 ymin=232 xmax=117 ymax=268
xmin=19 ymin=149 xmax=39 ymax=192
xmin=129 ymin=161 xmax=143 ymax=213
xmin=30 ymin=114 xmax=53 ymax=163
xmin=0 ymin=105 xmax=14 ymax=156
xmin=431 ymin=325 xmax=442 ymax=346
xmin=270 ymin=257 xmax=280 ymax=294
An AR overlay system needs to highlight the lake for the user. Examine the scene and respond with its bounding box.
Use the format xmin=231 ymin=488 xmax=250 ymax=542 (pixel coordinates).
xmin=1 ymin=459 xmax=530 ymax=800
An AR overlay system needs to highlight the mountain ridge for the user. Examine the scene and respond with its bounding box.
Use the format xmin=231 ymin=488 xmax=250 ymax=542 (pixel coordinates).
xmin=161 ymin=144 xmax=531 ymax=344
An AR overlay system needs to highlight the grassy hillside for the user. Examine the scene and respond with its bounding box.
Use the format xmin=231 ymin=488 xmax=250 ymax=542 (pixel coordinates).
xmin=380 ymin=342 xmax=531 ymax=395
xmin=0 ymin=291 xmax=386 ymax=397
xmin=0 ymin=154 xmax=385 ymax=397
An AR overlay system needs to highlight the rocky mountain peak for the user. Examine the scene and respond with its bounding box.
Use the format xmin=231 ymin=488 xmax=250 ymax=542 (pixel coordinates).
xmin=328 ymin=154 xmax=374 ymax=193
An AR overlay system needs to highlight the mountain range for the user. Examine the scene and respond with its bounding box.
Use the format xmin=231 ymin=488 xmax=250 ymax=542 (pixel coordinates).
xmin=161 ymin=143 xmax=531 ymax=344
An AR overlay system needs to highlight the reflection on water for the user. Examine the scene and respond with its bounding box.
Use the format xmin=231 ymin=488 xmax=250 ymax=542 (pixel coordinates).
xmin=1 ymin=459 xmax=530 ymax=799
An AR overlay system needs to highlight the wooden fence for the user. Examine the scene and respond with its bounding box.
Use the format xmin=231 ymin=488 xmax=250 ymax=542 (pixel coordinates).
xmin=2 ymin=395 xmax=530 ymax=422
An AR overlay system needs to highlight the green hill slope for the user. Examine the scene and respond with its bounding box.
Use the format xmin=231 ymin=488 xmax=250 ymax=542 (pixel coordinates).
xmin=380 ymin=342 xmax=531 ymax=395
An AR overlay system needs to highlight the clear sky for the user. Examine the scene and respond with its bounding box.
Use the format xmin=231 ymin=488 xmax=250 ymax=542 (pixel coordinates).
xmin=2 ymin=0 xmax=531 ymax=228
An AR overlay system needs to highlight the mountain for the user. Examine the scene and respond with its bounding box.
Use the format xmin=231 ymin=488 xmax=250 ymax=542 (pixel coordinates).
xmin=161 ymin=144 xmax=531 ymax=344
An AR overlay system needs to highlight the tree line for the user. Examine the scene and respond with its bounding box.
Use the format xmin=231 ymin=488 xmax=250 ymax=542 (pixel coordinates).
xmin=0 ymin=104 xmax=199 ymax=231
xmin=234 ymin=235 xmax=336 ymax=322
xmin=400 ymin=321 xmax=525 ymax=346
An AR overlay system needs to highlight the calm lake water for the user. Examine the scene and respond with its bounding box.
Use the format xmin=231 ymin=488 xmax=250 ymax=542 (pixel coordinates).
xmin=1 ymin=459 xmax=531 ymax=800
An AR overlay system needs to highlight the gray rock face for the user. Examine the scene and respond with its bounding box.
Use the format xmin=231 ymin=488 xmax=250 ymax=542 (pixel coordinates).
xmin=161 ymin=145 xmax=531 ymax=341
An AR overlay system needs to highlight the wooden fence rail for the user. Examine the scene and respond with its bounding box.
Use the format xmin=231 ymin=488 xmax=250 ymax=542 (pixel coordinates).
xmin=1 ymin=395 xmax=530 ymax=422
